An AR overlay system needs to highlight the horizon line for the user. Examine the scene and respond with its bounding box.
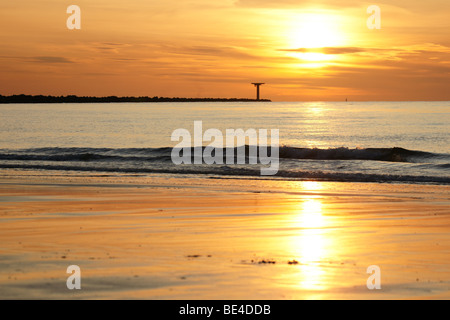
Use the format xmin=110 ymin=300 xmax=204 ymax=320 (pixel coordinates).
xmin=0 ymin=94 xmax=449 ymax=103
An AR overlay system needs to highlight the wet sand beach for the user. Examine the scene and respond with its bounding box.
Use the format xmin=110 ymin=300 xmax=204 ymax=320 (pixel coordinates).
xmin=0 ymin=171 xmax=448 ymax=299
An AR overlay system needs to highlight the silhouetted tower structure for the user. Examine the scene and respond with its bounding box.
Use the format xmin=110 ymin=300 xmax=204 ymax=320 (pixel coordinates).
xmin=251 ymin=83 xmax=265 ymax=100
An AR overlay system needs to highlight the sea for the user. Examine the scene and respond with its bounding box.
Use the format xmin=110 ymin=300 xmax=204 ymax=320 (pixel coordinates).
xmin=0 ymin=101 xmax=449 ymax=184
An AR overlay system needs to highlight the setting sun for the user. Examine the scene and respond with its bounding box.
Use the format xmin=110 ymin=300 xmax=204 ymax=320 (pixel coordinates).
xmin=283 ymin=13 xmax=346 ymax=63
xmin=287 ymin=13 xmax=345 ymax=48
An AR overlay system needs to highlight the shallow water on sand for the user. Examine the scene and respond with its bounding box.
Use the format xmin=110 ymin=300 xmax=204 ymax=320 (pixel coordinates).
xmin=0 ymin=176 xmax=448 ymax=299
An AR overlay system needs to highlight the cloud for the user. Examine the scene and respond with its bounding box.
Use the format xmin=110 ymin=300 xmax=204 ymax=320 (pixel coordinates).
xmin=234 ymin=0 xmax=450 ymax=12
xmin=262 ymin=54 xmax=450 ymax=98
xmin=29 ymin=56 xmax=74 ymax=64
xmin=163 ymin=45 xmax=258 ymax=60
xmin=91 ymin=42 xmax=132 ymax=54
xmin=234 ymin=0 xmax=363 ymax=9
xmin=279 ymin=44 xmax=450 ymax=57
xmin=280 ymin=47 xmax=367 ymax=54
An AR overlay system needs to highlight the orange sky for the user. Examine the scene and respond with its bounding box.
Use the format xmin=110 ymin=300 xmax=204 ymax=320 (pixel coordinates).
xmin=0 ymin=0 xmax=449 ymax=101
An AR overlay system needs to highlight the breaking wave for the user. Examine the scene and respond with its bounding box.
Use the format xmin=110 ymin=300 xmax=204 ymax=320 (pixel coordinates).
xmin=0 ymin=146 xmax=448 ymax=184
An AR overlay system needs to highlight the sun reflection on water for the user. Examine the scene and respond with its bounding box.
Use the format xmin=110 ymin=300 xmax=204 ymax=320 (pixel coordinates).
xmin=291 ymin=195 xmax=331 ymax=291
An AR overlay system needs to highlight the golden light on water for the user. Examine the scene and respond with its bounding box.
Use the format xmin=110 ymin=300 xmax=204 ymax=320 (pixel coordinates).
xmin=304 ymin=102 xmax=326 ymax=115
xmin=291 ymin=196 xmax=331 ymax=291
xmin=300 ymin=181 xmax=324 ymax=191
xmin=300 ymin=199 xmax=324 ymax=229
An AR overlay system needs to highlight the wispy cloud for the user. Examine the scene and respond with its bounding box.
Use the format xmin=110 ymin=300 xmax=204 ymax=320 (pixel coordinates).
xmin=279 ymin=44 xmax=450 ymax=57
xmin=280 ymin=47 xmax=367 ymax=54
xmin=28 ymin=56 xmax=74 ymax=64
xmin=235 ymin=0 xmax=450 ymax=12
xmin=161 ymin=45 xmax=258 ymax=60
xmin=234 ymin=0 xmax=363 ymax=9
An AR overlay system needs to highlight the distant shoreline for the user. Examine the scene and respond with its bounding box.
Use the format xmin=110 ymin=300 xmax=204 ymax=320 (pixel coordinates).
xmin=0 ymin=94 xmax=271 ymax=104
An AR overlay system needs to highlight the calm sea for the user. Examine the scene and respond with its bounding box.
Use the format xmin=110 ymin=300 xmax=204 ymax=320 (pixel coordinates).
xmin=0 ymin=101 xmax=449 ymax=184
